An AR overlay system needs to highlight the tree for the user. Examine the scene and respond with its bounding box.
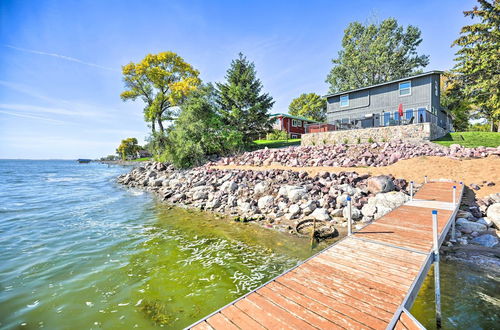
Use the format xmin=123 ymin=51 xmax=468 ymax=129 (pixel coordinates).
xmin=441 ymin=72 xmax=472 ymax=131
xmin=164 ymin=84 xmax=243 ymax=168
xmin=116 ymin=138 xmax=140 ymax=160
xmin=452 ymin=0 xmax=500 ymax=131
xmin=120 ymin=52 xmax=201 ymax=134
xmin=326 ymin=18 xmax=430 ymax=93
xmin=288 ymin=93 xmax=326 ymax=122
xmin=216 ymin=53 xmax=274 ymax=144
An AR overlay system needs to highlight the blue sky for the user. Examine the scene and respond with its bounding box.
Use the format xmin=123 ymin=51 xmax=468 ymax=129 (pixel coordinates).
xmin=0 ymin=0 xmax=476 ymax=159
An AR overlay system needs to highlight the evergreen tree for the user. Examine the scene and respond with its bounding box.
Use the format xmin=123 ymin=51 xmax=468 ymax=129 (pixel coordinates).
xmin=452 ymin=0 xmax=500 ymax=131
xmin=326 ymin=18 xmax=429 ymax=93
xmin=164 ymin=84 xmax=243 ymax=168
xmin=216 ymin=53 xmax=274 ymax=143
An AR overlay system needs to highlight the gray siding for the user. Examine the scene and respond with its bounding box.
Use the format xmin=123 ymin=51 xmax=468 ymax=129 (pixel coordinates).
xmin=326 ymin=73 xmax=442 ymax=124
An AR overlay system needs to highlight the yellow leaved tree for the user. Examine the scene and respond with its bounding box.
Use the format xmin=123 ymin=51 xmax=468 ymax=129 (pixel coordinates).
xmin=120 ymin=52 xmax=201 ymax=133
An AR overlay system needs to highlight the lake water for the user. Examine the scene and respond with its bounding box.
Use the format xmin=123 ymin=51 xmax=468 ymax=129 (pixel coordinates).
xmin=0 ymin=160 xmax=498 ymax=329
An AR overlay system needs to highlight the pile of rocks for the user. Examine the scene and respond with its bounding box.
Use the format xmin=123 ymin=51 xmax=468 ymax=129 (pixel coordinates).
xmin=451 ymin=192 xmax=500 ymax=248
xmin=117 ymin=162 xmax=412 ymax=236
xmin=212 ymin=141 xmax=500 ymax=168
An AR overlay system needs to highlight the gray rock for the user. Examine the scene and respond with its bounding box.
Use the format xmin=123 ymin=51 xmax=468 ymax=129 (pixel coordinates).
xmin=361 ymin=204 xmax=377 ymax=217
xmin=367 ymin=175 xmax=395 ymax=194
xmin=207 ymin=198 xmax=221 ymax=209
xmin=288 ymin=204 xmax=301 ymax=217
xmin=153 ymin=179 xmax=163 ymax=187
xmin=486 ymin=203 xmax=500 ymax=228
xmin=471 ymin=234 xmax=499 ymax=247
xmin=301 ymin=200 xmax=317 ymax=215
xmin=286 ymin=186 xmax=308 ymax=203
xmin=192 ymin=191 xmax=208 ymax=201
xmin=456 ymin=218 xmax=487 ymax=233
xmin=258 ymin=195 xmax=274 ymax=210
xmin=311 ymin=208 xmax=331 ymax=221
xmin=254 ymin=181 xmax=269 ymax=196
xmin=330 ymin=208 xmax=344 ymax=217
xmin=477 ymin=217 xmax=493 ymax=227
xmin=343 ymin=206 xmax=361 ymax=220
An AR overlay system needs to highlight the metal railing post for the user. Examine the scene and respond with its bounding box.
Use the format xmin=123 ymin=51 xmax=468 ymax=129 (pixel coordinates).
xmin=450 ymin=185 xmax=457 ymax=242
xmin=410 ymin=181 xmax=414 ymax=201
xmin=432 ymin=210 xmax=442 ymax=328
xmin=347 ymin=196 xmax=352 ymax=236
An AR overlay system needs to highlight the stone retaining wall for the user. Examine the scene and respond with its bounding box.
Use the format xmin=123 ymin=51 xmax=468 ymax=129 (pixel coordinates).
xmin=301 ymin=123 xmax=448 ymax=146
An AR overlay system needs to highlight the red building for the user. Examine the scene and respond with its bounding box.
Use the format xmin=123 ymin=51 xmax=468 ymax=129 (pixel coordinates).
xmin=270 ymin=113 xmax=318 ymax=138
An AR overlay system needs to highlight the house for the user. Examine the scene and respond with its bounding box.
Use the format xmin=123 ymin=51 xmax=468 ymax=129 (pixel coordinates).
xmin=324 ymin=71 xmax=453 ymax=131
xmin=270 ymin=113 xmax=318 ymax=138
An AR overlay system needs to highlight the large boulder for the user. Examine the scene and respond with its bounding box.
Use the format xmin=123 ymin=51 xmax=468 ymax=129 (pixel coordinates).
xmin=288 ymin=204 xmax=301 ymax=217
xmin=367 ymin=175 xmax=395 ymax=194
xmin=221 ymin=180 xmax=238 ymax=193
xmin=192 ymin=191 xmax=208 ymax=201
xmin=471 ymin=234 xmax=499 ymax=247
xmin=456 ymin=218 xmax=487 ymax=233
xmin=361 ymin=204 xmax=377 ymax=217
xmin=257 ymin=195 xmax=274 ymax=210
xmin=279 ymin=185 xmax=308 ymax=203
xmin=254 ymin=181 xmax=270 ymax=196
xmin=486 ymin=203 xmax=500 ymax=228
xmin=311 ymin=208 xmax=331 ymax=221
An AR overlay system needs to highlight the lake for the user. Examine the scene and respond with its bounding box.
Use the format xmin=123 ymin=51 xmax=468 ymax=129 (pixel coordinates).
xmin=0 ymin=160 xmax=497 ymax=329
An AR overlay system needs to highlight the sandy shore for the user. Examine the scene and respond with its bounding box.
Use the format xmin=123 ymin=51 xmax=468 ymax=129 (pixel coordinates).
xmin=213 ymin=155 xmax=500 ymax=198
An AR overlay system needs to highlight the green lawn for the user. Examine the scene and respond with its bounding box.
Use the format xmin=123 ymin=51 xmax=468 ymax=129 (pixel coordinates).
xmin=250 ymin=139 xmax=301 ymax=150
xmin=132 ymin=157 xmax=151 ymax=161
xmin=432 ymin=132 xmax=500 ymax=148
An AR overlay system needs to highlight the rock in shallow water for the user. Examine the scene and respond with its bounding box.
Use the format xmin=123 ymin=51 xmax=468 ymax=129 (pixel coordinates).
xmin=472 ymin=234 xmax=499 ymax=247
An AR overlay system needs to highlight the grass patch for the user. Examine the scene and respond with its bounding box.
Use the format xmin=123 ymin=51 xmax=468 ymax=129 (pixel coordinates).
xmin=249 ymin=139 xmax=301 ymax=150
xmin=432 ymin=132 xmax=500 ymax=148
xmin=132 ymin=157 xmax=151 ymax=162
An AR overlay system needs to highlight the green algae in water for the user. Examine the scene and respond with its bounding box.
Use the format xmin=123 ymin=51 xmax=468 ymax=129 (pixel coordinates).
xmin=411 ymin=261 xmax=500 ymax=329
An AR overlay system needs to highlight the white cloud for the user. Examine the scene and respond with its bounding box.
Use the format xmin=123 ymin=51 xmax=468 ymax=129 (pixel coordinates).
xmin=4 ymin=44 xmax=119 ymax=72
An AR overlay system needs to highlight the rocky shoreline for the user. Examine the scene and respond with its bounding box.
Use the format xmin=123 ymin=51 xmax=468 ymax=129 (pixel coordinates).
xmin=117 ymin=159 xmax=500 ymax=270
xmin=117 ymin=161 xmax=413 ymax=238
xmin=211 ymin=141 xmax=500 ymax=168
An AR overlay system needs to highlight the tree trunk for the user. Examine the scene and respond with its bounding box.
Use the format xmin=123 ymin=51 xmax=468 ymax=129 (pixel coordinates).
xmin=157 ymin=116 xmax=165 ymax=133
xmin=491 ymin=120 xmax=495 ymax=132
xmin=151 ymin=119 xmax=156 ymax=133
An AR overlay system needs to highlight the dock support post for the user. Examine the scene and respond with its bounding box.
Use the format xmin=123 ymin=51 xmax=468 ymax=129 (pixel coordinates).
xmin=410 ymin=181 xmax=414 ymax=201
xmin=432 ymin=210 xmax=442 ymax=328
xmin=424 ymin=175 xmax=428 ymax=183
xmin=451 ymin=186 xmax=457 ymax=242
xmin=347 ymin=196 xmax=352 ymax=236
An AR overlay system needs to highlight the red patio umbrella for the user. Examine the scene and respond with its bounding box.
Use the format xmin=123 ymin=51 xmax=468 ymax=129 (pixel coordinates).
xmin=398 ymin=103 xmax=404 ymax=123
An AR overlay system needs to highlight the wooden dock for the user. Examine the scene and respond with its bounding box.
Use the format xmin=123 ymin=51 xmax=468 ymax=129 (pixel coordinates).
xmin=188 ymin=181 xmax=463 ymax=330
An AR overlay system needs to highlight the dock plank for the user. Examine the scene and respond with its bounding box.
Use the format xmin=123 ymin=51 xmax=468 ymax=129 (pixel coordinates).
xmin=187 ymin=182 xmax=462 ymax=330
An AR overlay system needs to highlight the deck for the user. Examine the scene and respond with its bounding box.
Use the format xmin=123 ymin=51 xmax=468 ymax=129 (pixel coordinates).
xmin=188 ymin=181 xmax=463 ymax=330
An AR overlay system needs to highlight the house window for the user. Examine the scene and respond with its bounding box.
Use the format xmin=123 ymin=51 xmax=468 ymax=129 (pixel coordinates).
xmin=399 ymin=81 xmax=411 ymax=96
xmin=291 ymin=134 xmax=299 ymax=139
xmin=291 ymin=119 xmax=302 ymax=127
xmin=340 ymin=94 xmax=349 ymax=107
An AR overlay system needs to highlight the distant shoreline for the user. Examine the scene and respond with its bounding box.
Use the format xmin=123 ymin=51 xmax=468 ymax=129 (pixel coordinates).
xmin=100 ymin=160 xmax=147 ymax=166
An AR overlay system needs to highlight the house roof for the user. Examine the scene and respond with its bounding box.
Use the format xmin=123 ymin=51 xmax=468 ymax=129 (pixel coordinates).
xmin=270 ymin=113 xmax=318 ymax=123
xmin=324 ymin=71 xmax=444 ymax=98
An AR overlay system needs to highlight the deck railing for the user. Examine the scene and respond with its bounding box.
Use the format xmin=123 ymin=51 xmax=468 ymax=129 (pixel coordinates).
xmin=305 ymin=109 xmax=451 ymax=133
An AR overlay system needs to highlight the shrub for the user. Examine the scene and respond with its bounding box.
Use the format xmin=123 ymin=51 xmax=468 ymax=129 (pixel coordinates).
xmin=357 ymin=137 xmax=361 ymax=144
xmin=343 ymin=138 xmax=349 ymax=144
xmin=368 ymin=137 xmax=374 ymax=143
xmin=267 ymin=129 xmax=288 ymax=140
